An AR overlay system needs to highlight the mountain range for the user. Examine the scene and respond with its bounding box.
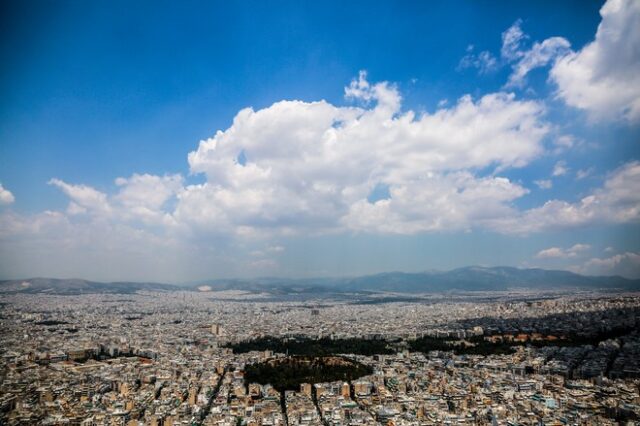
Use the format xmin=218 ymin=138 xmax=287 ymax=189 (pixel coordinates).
xmin=1 ymin=266 xmax=639 ymax=296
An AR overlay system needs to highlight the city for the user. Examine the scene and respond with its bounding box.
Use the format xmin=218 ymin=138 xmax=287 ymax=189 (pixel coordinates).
xmin=1 ymin=289 xmax=639 ymax=425
xmin=1 ymin=0 xmax=639 ymax=425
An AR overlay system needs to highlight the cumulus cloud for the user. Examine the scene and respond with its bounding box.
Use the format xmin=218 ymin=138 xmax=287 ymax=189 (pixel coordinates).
xmin=342 ymin=172 xmax=528 ymax=234
xmin=0 ymin=184 xmax=15 ymax=205
xmin=2 ymin=73 xmax=638 ymax=280
xmin=495 ymin=161 xmax=640 ymax=233
xmin=579 ymin=252 xmax=640 ymax=278
xmin=0 ymin=73 xmax=560 ymax=281
xmin=459 ymin=0 xmax=639 ymax=117
xmin=184 ymin=72 xmax=547 ymax=235
xmin=48 ymin=178 xmax=111 ymax=215
xmin=536 ymin=243 xmax=590 ymax=259
xmin=550 ymin=0 xmax=640 ymax=122
xmin=115 ymin=174 xmax=183 ymax=210
xmin=49 ymin=174 xmax=183 ymax=225
xmin=7 ymin=74 xmax=640 ymax=246
xmin=114 ymin=173 xmax=183 ymax=224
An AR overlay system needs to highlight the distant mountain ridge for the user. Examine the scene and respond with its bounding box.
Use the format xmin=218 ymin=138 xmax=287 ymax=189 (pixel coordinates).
xmin=1 ymin=266 xmax=638 ymax=295
xmin=340 ymin=266 xmax=638 ymax=292
xmin=0 ymin=277 xmax=180 ymax=295
xmin=195 ymin=266 xmax=639 ymax=294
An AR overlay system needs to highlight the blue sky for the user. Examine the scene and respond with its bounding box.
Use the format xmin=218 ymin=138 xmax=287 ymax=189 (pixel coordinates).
xmin=0 ymin=0 xmax=639 ymax=282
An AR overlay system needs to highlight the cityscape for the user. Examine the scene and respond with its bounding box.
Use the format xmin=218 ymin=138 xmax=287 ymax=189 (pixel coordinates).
xmin=1 ymin=0 xmax=640 ymax=425
xmin=1 ymin=286 xmax=639 ymax=425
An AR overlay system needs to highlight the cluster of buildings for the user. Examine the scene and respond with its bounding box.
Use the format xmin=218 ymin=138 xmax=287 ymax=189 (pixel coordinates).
xmin=0 ymin=290 xmax=639 ymax=425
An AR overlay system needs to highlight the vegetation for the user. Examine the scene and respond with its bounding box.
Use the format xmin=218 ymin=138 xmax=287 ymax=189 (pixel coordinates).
xmin=551 ymin=326 xmax=636 ymax=347
xmin=409 ymin=335 xmax=516 ymax=356
xmin=410 ymin=325 xmax=638 ymax=356
xmin=36 ymin=320 xmax=69 ymax=326
xmin=226 ymin=336 xmax=395 ymax=356
xmin=231 ymin=327 xmax=637 ymax=359
xmin=244 ymin=356 xmax=372 ymax=393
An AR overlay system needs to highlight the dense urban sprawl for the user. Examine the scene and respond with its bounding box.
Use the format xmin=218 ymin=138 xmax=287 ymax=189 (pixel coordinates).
xmin=1 ymin=290 xmax=639 ymax=425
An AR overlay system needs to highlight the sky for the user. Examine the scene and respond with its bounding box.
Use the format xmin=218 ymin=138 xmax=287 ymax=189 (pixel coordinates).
xmin=1 ymin=0 xmax=639 ymax=282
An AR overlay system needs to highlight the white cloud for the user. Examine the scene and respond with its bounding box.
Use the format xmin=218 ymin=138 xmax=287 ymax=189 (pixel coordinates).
xmin=569 ymin=243 xmax=591 ymax=254
xmin=550 ymin=0 xmax=640 ymax=123
xmin=458 ymin=45 xmax=499 ymax=74
xmin=341 ymin=172 xmax=528 ymax=234
xmin=535 ymin=247 xmax=564 ymax=259
xmin=48 ymin=178 xmax=111 ymax=215
xmin=344 ymin=70 xmax=401 ymax=115
xmin=498 ymin=20 xmax=571 ymax=88
xmin=536 ymin=243 xmax=591 ymax=259
xmin=0 ymin=207 xmax=210 ymax=282
xmin=0 ymin=73 xmax=558 ymax=281
xmin=506 ymin=36 xmax=571 ymax=87
xmin=114 ymin=173 xmax=183 ymax=224
xmin=0 ymin=184 xmax=15 ymax=205
xmin=534 ymin=179 xmax=552 ymax=189
xmin=501 ymin=20 xmax=528 ymax=62
xmin=553 ymin=135 xmax=578 ymax=154
xmin=66 ymin=202 xmax=87 ymax=216
xmin=115 ymin=174 xmax=182 ymax=211
xmin=48 ymin=174 xmax=182 ymax=226
xmin=580 ymin=252 xmax=640 ymax=278
xmin=460 ymin=20 xmax=570 ymax=84
xmin=0 ymin=210 xmax=67 ymax=240
xmin=576 ymin=168 xmax=594 ymax=180
xmin=184 ymin=73 xmax=548 ymax=235
xmin=495 ymin=161 xmax=640 ymax=233
xmin=552 ymin=160 xmax=569 ymax=177
xmin=4 ymin=73 xmax=638 ymax=281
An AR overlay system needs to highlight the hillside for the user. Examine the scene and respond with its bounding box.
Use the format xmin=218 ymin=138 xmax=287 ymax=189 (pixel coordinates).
xmin=1 ymin=266 xmax=638 ymax=295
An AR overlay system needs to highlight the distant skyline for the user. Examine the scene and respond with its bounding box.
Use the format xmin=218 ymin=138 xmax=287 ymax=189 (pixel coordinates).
xmin=1 ymin=0 xmax=639 ymax=282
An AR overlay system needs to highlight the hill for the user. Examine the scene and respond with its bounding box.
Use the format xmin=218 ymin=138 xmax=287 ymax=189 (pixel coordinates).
xmin=1 ymin=266 xmax=638 ymax=295
xmin=0 ymin=278 xmax=181 ymax=295
xmin=340 ymin=266 xmax=639 ymax=293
